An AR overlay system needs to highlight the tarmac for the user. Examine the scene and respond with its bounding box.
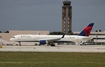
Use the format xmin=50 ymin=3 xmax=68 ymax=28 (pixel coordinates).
xmin=0 ymin=45 xmax=105 ymax=52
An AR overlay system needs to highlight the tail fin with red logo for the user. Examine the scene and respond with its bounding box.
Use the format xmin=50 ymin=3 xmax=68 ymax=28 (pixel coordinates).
xmin=78 ymin=23 xmax=94 ymax=36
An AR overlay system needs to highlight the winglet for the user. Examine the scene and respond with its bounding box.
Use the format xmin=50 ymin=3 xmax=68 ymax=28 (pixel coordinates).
xmin=61 ymin=34 xmax=65 ymax=38
xmin=78 ymin=23 xmax=94 ymax=36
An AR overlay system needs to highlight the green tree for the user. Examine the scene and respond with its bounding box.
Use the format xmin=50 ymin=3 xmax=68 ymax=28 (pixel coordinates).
xmin=49 ymin=31 xmax=63 ymax=35
xmin=5 ymin=31 xmax=9 ymax=33
xmin=0 ymin=31 xmax=2 ymax=33
xmin=68 ymin=30 xmax=73 ymax=35
xmin=99 ymin=30 xmax=101 ymax=32
xmin=95 ymin=30 xmax=98 ymax=32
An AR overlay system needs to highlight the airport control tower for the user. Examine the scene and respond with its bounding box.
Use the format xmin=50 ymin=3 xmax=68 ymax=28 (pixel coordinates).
xmin=62 ymin=0 xmax=72 ymax=34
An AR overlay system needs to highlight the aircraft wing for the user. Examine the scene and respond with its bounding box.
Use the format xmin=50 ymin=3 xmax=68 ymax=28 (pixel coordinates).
xmin=40 ymin=38 xmax=62 ymax=42
xmin=37 ymin=34 xmax=65 ymax=42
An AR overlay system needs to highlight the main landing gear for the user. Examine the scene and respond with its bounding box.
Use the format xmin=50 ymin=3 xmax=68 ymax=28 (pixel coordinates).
xmin=49 ymin=42 xmax=55 ymax=46
xmin=18 ymin=41 xmax=21 ymax=46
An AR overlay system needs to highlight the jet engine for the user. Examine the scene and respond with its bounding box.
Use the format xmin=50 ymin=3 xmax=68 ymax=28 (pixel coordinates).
xmin=39 ymin=40 xmax=47 ymax=45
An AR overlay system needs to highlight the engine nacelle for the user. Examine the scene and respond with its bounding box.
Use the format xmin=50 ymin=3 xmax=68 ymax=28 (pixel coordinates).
xmin=39 ymin=40 xmax=47 ymax=45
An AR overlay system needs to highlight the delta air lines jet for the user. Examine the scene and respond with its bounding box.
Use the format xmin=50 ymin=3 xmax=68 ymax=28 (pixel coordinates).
xmin=10 ymin=23 xmax=94 ymax=46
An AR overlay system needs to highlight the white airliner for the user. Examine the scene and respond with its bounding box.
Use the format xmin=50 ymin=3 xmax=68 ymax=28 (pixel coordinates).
xmin=10 ymin=23 xmax=94 ymax=46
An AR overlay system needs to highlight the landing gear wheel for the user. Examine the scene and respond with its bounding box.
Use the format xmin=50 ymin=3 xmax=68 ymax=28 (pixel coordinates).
xmin=50 ymin=43 xmax=55 ymax=46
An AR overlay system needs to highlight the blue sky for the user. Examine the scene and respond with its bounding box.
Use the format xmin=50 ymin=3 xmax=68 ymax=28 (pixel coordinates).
xmin=0 ymin=0 xmax=105 ymax=32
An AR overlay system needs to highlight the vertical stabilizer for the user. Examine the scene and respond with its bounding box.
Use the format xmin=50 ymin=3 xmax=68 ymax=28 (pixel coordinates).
xmin=78 ymin=23 xmax=94 ymax=36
